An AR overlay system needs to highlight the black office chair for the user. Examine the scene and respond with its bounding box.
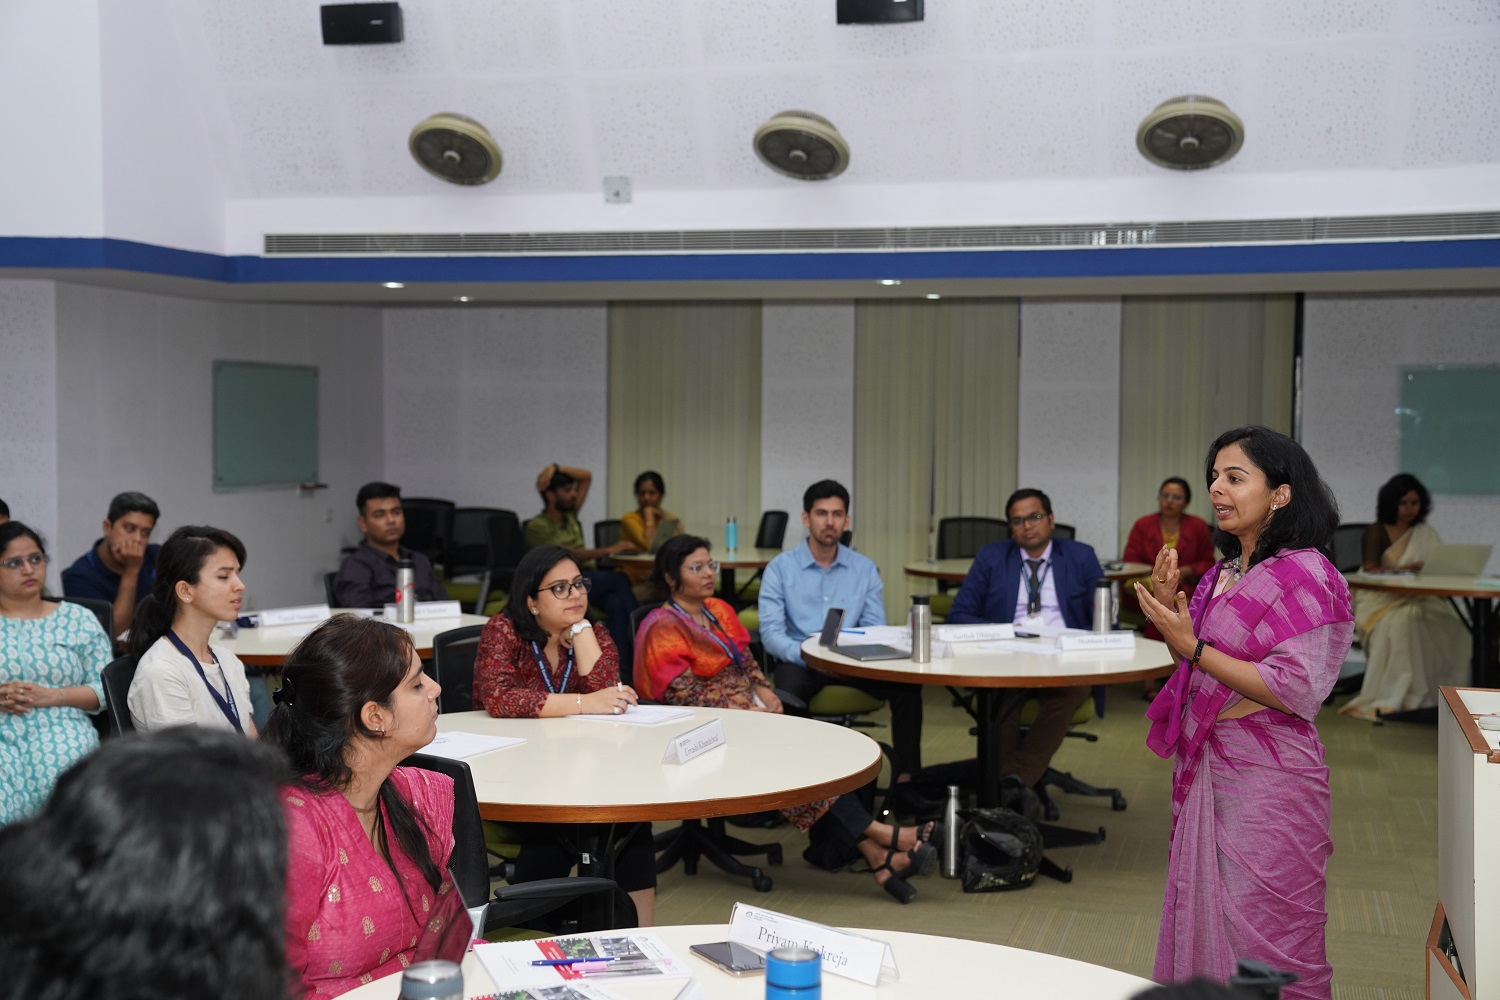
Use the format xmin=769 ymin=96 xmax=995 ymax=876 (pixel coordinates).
xmin=431 ymin=624 xmax=484 ymax=714
xmin=1331 ymin=522 xmax=1371 ymax=573
xmin=474 ymin=511 xmax=525 ymax=616
xmin=323 ymin=571 xmax=339 ymax=607
xmin=450 ymin=507 xmax=503 ymax=578
xmin=932 ymin=516 xmax=1010 ymax=614
xmin=734 ymin=511 xmax=789 ymax=602
xmin=400 ymin=753 xmax=618 ymax=934
xmin=403 ymin=498 xmax=456 ymax=569
xmin=1053 ymin=523 xmax=1077 ymax=540
xmin=593 ymin=519 xmax=623 ymax=570
xmin=627 ymin=602 xmax=783 ymax=891
xmin=100 ymin=654 xmax=140 ymax=737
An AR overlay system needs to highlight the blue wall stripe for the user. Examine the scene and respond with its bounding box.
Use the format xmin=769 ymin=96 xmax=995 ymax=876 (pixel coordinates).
xmin=1 ymin=235 xmax=1496 ymax=285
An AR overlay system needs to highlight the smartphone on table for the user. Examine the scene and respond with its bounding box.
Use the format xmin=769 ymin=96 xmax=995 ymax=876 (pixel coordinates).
xmin=689 ymin=941 xmax=767 ymax=976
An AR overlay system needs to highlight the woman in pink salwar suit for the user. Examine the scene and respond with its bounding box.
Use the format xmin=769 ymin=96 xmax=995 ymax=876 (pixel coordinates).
xmin=1138 ymin=426 xmax=1354 ymax=1000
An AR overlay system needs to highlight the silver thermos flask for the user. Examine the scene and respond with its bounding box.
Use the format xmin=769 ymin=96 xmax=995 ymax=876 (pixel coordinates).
xmin=910 ymin=594 xmax=932 ymax=663
xmin=398 ymin=960 xmax=462 ymax=1000
xmin=942 ymin=784 xmax=962 ymax=878
xmin=1092 ymin=578 xmax=1113 ymax=633
xmin=396 ymin=559 xmax=416 ymax=623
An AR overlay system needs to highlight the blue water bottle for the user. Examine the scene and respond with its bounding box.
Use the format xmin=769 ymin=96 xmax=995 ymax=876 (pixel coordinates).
xmin=766 ymin=947 xmax=820 ymax=1000
xmin=726 ymin=516 xmax=738 ymax=552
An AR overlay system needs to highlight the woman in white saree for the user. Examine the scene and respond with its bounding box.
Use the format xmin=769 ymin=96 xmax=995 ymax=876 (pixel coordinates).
xmin=1341 ymin=474 xmax=1470 ymax=720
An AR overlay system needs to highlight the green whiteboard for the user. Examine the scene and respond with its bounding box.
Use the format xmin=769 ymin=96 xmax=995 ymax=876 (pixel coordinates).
xmin=213 ymin=361 xmax=319 ymax=491
xmin=1398 ymin=365 xmax=1500 ymax=495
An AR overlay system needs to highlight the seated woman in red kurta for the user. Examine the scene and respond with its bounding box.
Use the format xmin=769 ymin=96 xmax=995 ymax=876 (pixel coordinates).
xmin=472 ymin=545 xmax=658 ymax=926
xmin=1123 ymin=476 xmax=1216 ymax=643
xmin=264 ymin=614 xmax=459 ymax=999
xmin=634 ymin=534 xmax=937 ymax=904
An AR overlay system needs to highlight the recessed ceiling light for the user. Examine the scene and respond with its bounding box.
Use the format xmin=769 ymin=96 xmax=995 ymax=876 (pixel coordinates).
xmin=879 ymin=279 xmax=901 ymax=286
xmin=454 ymin=296 xmax=471 ymax=302
xmin=382 ymin=282 xmax=405 ymax=289
xmin=926 ymin=293 xmax=941 ymax=300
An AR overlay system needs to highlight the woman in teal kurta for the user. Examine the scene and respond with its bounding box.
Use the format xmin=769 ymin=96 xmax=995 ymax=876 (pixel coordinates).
xmin=0 ymin=523 xmax=111 ymax=826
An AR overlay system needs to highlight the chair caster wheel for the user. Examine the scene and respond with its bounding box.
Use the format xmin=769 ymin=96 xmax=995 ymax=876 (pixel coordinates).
xmin=1044 ymin=803 xmax=1060 ymax=822
xmin=752 ymin=874 xmax=774 ymax=892
xmin=766 ymin=845 xmax=784 ymax=865
xmin=1111 ymin=793 xmax=1127 ymax=811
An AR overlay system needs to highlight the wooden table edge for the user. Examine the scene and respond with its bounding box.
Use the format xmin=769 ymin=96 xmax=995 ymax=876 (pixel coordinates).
xmin=476 ymin=752 xmax=882 ymax=824
xmin=904 ymin=565 xmax=967 ymax=582
xmin=802 ymin=647 xmax=1177 ymax=688
xmin=1345 ymin=577 xmax=1500 ymax=601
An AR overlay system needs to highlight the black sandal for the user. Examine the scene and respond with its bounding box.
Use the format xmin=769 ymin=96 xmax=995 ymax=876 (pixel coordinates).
xmin=872 ymin=842 xmax=933 ymax=903
xmin=888 ymin=828 xmax=939 ymax=876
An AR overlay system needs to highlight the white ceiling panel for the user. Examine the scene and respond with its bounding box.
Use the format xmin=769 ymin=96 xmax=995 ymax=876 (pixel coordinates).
xmin=1403 ymin=35 xmax=1500 ymax=166
xmin=1254 ymin=42 xmax=1396 ymax=171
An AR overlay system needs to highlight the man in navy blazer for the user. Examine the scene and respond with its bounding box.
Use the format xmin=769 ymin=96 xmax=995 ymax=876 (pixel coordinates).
xmin=948 ymin=488 xmax=1100 ymax=789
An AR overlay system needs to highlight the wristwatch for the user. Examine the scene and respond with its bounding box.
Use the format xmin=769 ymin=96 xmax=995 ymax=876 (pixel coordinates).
xmin=568 ymin=620 xmax=593 ymax=638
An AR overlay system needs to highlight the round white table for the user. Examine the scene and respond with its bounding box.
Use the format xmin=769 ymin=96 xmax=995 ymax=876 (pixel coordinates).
xmin=802 ymin=635 xmax=1175 ymax=811
xmin=216 ymin=611 xmax=492 ymax=667
xmin=340 ymin=924 xmax=1158 ymax=999
xmin=1346 ymin=572 xmax=1500 ymax=688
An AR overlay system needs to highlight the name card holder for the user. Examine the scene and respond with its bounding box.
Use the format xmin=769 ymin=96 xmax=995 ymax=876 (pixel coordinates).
xmin=933 ymin=623 xmax=1017 ymax=642
xmin=381 ymin=600 xmax=464 ymax=621
xmin=1058 ymin=631 xmax=1137 ymax=651
xmin=662 ymin=718 xmax=727 ymax=765
xmin=728 ymin=902 xmax=898 ymax=986
xmin=257 ymin=604 xmax=333 ymax=627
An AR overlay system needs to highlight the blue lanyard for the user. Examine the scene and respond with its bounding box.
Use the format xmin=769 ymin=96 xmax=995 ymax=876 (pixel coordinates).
xmin=667 ymin=600 xmax=745 ymax=667
xmin=165 ymin=628 xmax=242 ymax=733
xmin=530 ymin=642 xmax=575 ymax=694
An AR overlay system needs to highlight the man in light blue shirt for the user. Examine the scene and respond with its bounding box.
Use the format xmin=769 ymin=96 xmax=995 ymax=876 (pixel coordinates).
xmin=759 ymin=480 xmax=923 ymax=776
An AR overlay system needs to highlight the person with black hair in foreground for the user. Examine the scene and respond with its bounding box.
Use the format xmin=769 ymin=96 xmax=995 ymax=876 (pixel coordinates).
xmin=0 ymin=727 xmax=291 ymax=1000
xmin=0 ymin=521 xmax=111 ymax=825
xmin=127 ymin=525 xmax=256 ymax=734
xmin=263 ymin=613 xmax=457 ymax=998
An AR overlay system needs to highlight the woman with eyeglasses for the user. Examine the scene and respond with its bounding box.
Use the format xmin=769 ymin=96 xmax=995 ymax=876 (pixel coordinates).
xmin=634 ymin=534 xmax=936 ymax=904
xmin=0 ymin=522 xmax=112 ymax=825
xmin=472 ymin=544 xmax=655 ymax=925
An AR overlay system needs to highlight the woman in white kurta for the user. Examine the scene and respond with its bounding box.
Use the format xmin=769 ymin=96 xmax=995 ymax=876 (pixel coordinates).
xmin=126 ymin=525 xmax=257 ymax=735
xmin=1341 ymin=474 xmax=1470 ymax=720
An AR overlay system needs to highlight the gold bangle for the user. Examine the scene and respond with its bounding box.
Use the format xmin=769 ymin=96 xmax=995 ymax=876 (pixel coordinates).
xmin=576 ymin=693 xmax=582 ymax=712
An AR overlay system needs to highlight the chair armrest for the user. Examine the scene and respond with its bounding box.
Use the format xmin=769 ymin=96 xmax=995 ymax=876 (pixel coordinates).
xmin=485 ymin=877 xmax=620 ymax=933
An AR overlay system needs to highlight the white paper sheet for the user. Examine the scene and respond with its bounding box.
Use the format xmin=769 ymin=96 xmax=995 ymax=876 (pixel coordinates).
xmin=567 ymin=704 xmax=695 ymax=726
xmin=417 ymin=731 xmax=526 ymax=759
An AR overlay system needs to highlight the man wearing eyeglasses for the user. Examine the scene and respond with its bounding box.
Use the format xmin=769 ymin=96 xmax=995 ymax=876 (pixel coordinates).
xmin=524 ymin=463 xmax=639 ymax=671
xmin=60 ymin=491 xmax=161 ymax=636
xmin=333 ymin=482 xmax=448 ymax=609
xmin=947 ymin=488 xmax=1102 ymax=793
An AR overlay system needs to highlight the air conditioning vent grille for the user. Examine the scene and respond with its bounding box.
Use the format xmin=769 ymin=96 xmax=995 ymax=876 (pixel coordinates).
xmin=263 ymin=212 xmax=1500 ymax=257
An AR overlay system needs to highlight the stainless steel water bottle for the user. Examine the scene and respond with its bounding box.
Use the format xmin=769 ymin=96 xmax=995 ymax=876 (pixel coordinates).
xmin=396 ymin=559 xmax=417 ymax=623
xmin=910 ymin=594 xmax=932 ymax=663
xmin=1092 ymin=578 xmax=1114 ymax=632
xmin=398 ymin=960 xmax=462 ymax=1000
xmin=941 ymin=783 xmax=961 ymax=878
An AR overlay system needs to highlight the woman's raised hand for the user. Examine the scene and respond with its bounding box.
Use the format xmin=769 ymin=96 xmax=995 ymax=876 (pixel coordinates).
xmin=1149 ymin=546 xmax=1181 ymax=606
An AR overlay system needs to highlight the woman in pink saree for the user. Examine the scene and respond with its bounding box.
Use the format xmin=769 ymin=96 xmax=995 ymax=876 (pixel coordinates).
xmin=1137 ymin=426 xmax=1354 ymax=1000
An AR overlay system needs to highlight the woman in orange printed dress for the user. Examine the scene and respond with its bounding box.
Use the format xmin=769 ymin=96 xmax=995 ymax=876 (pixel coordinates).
xmin=634 ymin=533 xmax=936 ymax=903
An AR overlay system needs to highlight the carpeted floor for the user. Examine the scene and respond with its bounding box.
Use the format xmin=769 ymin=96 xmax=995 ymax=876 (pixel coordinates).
xmin=649 ymin=683 xmax=1436 ymax=998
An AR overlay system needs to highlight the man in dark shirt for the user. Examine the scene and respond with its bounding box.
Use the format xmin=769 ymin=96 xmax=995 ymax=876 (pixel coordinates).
xmin=333 ymin=482 xmax=447 ymax=609
xmin=61 ymin=491 xmax=161 ymax=636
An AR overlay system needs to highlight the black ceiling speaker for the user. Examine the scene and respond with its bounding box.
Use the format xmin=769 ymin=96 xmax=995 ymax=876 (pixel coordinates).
xmin=321 ymin=3 xmax=403 ymax=45
xmin=837 ymin=0 xmax=924 ymax=24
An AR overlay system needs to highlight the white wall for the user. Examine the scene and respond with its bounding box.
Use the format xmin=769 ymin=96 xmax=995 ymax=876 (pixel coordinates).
xmin=1303 ymin=291 xmax=1500 ymax=574
xmin=760 ymin=302 xmax=856 ymax=544
xmin=53 ymin=285 xmax=385 ymax=608
xmin=0 ymin=281 xmax=60 ymax=562
xmin=1017 ymin=299 xmax=1124 ymax=558
xmin=0 ymin=0 xmax=104 ymax=237
xmin=382 ymin=305 xmax=610 ymax=523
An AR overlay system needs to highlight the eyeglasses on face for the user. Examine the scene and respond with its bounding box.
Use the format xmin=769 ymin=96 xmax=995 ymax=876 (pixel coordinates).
xmin=0 ymin=552 xmax=49 ymax=572
xmin=539 ymin=576 xmax=592 ymax=599
xmin=1008 ymin=511 xmax=1049 ymax=529
xmin=683 ymin=560 xmax=721 ymax=576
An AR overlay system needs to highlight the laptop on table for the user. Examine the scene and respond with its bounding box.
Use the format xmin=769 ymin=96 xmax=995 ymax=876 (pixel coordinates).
xmin=1421 ymin=544 xmax=1492 ymax=578
xmin=818 ymin=607 xmax=908 ymax=661
xmin=646 ymin=518 xmax=680 ymax=554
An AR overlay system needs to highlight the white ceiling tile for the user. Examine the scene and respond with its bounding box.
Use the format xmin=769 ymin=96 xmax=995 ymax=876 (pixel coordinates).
xmin=695 ymin=0 xmax=825 ymax=66
xmin=585 ymin=75 xmax=709 ymax=185
xmin=570 ymin=0 xmax=694 ymax=74
xmin=335 ymin=81 xmax=471 ymax=197
xmin=819 ymin=62 xmax=963 ymax=184
xmin=1108 ymin=0 xmax=1253 ymax=50
xmin=441 ymin=0 xmax=571 ymax=76
xmin=953 ymin=0 xmax=1100 ymax=56
xmin=1252 ymin=42 xmax=1398 ymax=171
xmin=964 ymin=56 xmax=1108 ymax=180
xmin=1256 ymin=0 xmax=1402 ymax=40
xmin=197 ymin=0 xmax=328 ymax=83
xmin=444 ymin=79 xmax=594 ymax=192
xmin=826 ymin=12 xmax=957 ymax=62
xmin=224 ymin=89 xmax=353 ymax=197
xmin=1403 ymin=36 xmax=1500 ymax=165
xmin=1424 ymin=0 xmax=1500 ymax=28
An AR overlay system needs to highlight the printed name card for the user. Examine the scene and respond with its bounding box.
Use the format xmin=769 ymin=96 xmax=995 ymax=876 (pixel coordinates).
xmin=381 ymin=600 xmax=464 ymax=621
xmin=728 ymin=903 xmax=898 ymax=986
xmin=661 ymin=718 xmax=727 ymax=765
xmin=1057 ymin=631 xmax=1137 ymax=651
xmin=257 ymin=604 xmax=332 ymax=627
xmin=933 ymin=623 xmax=1016 ymax=642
